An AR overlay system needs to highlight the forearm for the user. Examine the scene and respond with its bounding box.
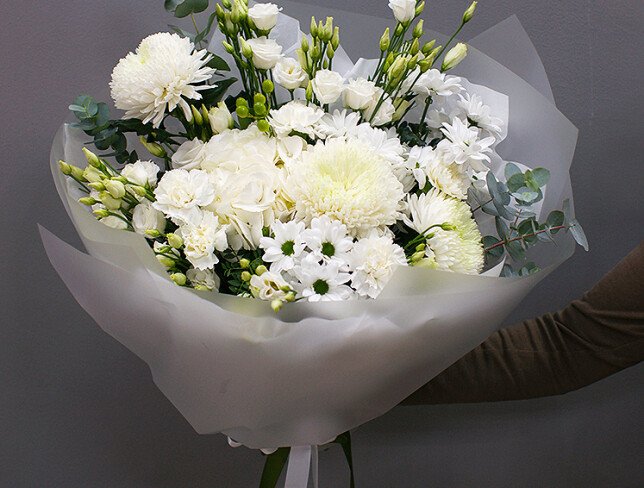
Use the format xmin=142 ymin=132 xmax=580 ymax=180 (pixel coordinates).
xmin=403 ymin=242 xmax=644 ymax=405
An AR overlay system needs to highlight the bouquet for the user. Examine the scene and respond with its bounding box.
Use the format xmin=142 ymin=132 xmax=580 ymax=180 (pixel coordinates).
xmin=43 ymin=0 xmax=587 ymax=485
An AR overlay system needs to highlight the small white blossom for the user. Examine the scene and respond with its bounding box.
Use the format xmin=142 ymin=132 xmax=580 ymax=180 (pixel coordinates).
xmin=350 ymin=232 xmax=406 ymax=298
xmin=208 ymin=101 xmax=234 ymax=134
xmin=250 ymin=271 xmax=291 ymax=301
xmin=438 ymin=117 xmax=495 ymax=171
xmin=457 ymin=93 xmax=503 ymax=136
xmin=171 ymin=138 xmax=207 ymax=171
xmin=363 ymin=88 xmax=395 ymax=126
xmin=316 ymin=110 xmax=361 ymax=139
xmin=388 ymin=0 xmax=416 ymax=23
xmin=412 ymin=69 xmax=463 ymax=98
xmin=302 ymin=216 xmax=353 ymax=266
xmin=291 ymin=254 xmax=352 ymax=302
xmin=269 ymin=101 xmax=325 ymax=138
xmin=343 ymin=78 xmax=378 ymax=111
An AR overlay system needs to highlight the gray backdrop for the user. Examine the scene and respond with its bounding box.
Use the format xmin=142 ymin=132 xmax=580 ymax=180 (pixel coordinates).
xmin=1 ymin=0 xmax=642 ymax=486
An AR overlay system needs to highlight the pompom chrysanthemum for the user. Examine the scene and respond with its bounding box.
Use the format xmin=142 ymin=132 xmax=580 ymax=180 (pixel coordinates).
xmin=405 ymin=189 xmax=484 ymax=274
xmin=110 ymin=33 xmax=215 ymax=128
xmin=288 ymin=138 xmax=405 ymax=237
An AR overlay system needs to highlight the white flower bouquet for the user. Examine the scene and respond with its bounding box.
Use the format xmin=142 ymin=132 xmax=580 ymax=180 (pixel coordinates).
xmin=42 ymin=0 xmax=587 ymax=485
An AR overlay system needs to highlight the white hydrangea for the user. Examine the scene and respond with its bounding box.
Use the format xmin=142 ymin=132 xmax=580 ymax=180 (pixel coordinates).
xmin=110 ymin=33 xmax=215 ymax=128
xmin=404 ymin=189 xmax=484 ymax=275
xmin=287 ymin=138 xmax=405 ymax=237
xmin=350 ymin=232 xmax=407 ymax=298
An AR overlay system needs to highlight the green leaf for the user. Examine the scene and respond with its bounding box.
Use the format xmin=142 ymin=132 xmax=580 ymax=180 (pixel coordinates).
xmin=164 ymin=0 xmax=182 ymax=12
xmin=513 ymin=187 xmax=540 ymax=204
xmin=486 ymin=172 xmax=511 ymax=206
xmin=506 ymin=239 xmax=526 ymax=261
xmin=532 ymin=167 xmax=550 ymax=187
xmin=194 ymin=12 xmax=218 ymax=43
xmin=259 ymin=447 xmax=290 ymax=488
xmin=206 ymin=53 xmax=231 ymax=71
xmin=504 ymin=162 xmax=522 ymax=180
xmin=168 ymin=24 xmax=196 ymax=42
xmin=174 ymin=0 xmax=209 ymax=18
xmin=546 ymin=210 xmax=564 ymax=232
xmin=483 ymin=235 xmax=504 ymax=258
xmin=506 ymin=172 xmax=525 ymax=193
xmin=569 ymin=219 xmax=589 ymax=251
xmin=517 ymin=218 xmax=537 ymax=236
xmin=199 ymin=77 xmax=237 ymax=105
xmin=524 ymin=170 xmax=540 ymax=192
xmin=495 ymin=217 xmax=509 ymax=240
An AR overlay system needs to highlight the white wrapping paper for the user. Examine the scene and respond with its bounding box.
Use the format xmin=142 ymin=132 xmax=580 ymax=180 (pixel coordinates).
xmin=41 ymin=12 xmax=578 ymax=451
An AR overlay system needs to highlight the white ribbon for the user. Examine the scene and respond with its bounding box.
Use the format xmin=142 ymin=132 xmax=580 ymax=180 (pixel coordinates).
xmin=284 ymin=445 xmax=318 ymax=488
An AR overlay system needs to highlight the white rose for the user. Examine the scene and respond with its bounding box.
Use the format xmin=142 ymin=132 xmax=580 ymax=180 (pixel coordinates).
xmin=388 ymin=0 xmax=416 ymax=23
xmin=246 ymin=37 xmax=283 ymax=70
xmin=362 ymin=88 xmax=395 ymax=126
xmin=311 ymin=69 xmax=344 ymax=104
xmin=273 ymin=57 xmax=308 ymax=90
xmin=186 ymin=267 xmax=220 ymax=291
xmin=342 ymin=77 xmax=378 ymax=110
xmin=153 ymin=169 xmax=215 ymax=224
xmin=208 ymin=102 xmax=234 ymax=134
xmin=121 ymin=160 xmax=160 ymax=187
xmin=247 ymin=3 xmax=282 ymax=31
xmin=179 ymin=211 xmax=228 ymax=270
xmin=132 ymin=201 xmax=166 ymax=237
xmin=172 ymin=139 xmax=207 ymax=170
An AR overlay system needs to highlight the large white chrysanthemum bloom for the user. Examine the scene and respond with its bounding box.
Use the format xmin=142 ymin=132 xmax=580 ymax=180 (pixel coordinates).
xmin=287 ymin=138 xmax=405 ymax=237
xmin=110 ymin=33 xmax=215 ymax=128
xmin=404 ymin=189 xmax=484 ymax=274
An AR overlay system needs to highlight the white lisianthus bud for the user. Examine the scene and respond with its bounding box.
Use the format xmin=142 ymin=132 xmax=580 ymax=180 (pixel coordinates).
xmin=99 ymin=192 xmax=122 ymax=211
xmin=441 ymin=43 xmax=468 ymax=71
xmin=83 ymin=166 xmax=104 ymax=183
xmin=105 ymin=180 xmax=126 ymax=199
xmin=208 ymin=102 xmax=234 ymax=134
xmin=132 ymin=201 xmax=166 ymax=238
xmin=311 ymin=69 xmax=344 ymax=104
xmin=247 ymin=2 xmax=281 ymax=31
xmin=273 ymin=57 xmax=308 ymax=90
xmin=246 ymin=36 xmax=283 ymax=70
xmin=171 ymin=139 xmax=207 ymax=171
xmin=388 ymin=0 xmax=416 ymax=23
xmin=121 ymin=160 xmax=160 ymax=188
xmin=342 ymin=77 xmax=378 ymax=110
xmin=463 ymin=1 xmax=477 ymax=23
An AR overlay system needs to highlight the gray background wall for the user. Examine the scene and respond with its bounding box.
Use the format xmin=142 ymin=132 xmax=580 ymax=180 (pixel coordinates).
xmin=1 ymin=0 xmax=642 ymax=486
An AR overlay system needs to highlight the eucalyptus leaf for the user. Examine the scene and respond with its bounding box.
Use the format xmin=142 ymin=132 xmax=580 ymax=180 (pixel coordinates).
xmin=495 ymin=217 xmax=509 ymax=240
xmin=506 ymin=172 xmax=525 ymax=193
xmin=569 ymin=219 xmax=589 ymax=251
xmin=483 ymin=236 xmax=504 ymax=258
xmin=546 ymin=210 xmax=564 ymax=232
xmin=532 ymin=167 xmax=550 ymax=187
xmin=504 ymin=162 xmax=522 ymax=180
xmin=174 ymin=0 xmax=209 ymax=18
xmin=506 ymin=239 xmax=526 ymax=261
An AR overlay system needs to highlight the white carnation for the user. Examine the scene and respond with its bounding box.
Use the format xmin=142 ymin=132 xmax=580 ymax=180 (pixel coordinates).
xmin=343 ymin=78 xmax=378 ymax=111
xmin=132 ymin=201 xmax=166 ymax=237
xmin=287 ymin=138 xmax=405 ymax=237
xmin=248 ymin=2 xmax=282 ymax=31
xmin=269 ymin=101 xmax=325 ymax=138
xmin=404 ymin=189 xmax=484 ymax=275
xmin=201 ymin=125 xmax=277 ymax=173
xmin=153 ymin=169 xmax=215 ymax=224
xmin=246 ymin=36 xmax=283 ymax=70
xmin=121 ymin=160 xmax=159 ymax=187
xmin=186 ymin=267 xmax=220 ymax=291
xmin=350 ymin=232 xmax=407 ymax=298
xmin=110 ymin=33 xmax=215 ymax=128
xmin=311 ymin=69 xmax=344 ymax=104
xmin=178 ymin=211 xmax=228 ymax=270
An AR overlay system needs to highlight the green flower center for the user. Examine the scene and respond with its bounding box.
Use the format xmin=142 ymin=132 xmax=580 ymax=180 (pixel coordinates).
xmin=312 ymin=279 xmax=330 ymax=295
xmin=281 ymin=240 xmax=295 ymax=256
xmin=321 ymin=242 xmax=335 ymax=257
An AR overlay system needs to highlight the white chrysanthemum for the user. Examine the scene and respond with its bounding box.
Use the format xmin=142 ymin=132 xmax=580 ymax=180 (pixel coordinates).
xmin=177 ymin=211 xmax=228 ymax=270
xmin=269 ymin=101 xmax=325 ymax=138
xmin=404 ymin=189 xmax=484 ymax=274
xmin=350 ymin=232 xmax=407 ymax=298
xmin=409 ymin=146 xmax=472 ymax=200
xmin=457 ymin=93 xmax=504 ymax=136
xmin=260 ymin=220 xmax=306 ymax=273
xmin=153 ymin=169 xmax=215 ymax=224
xmin=302 ymin=216 xmax=353 ymax=266
xmin=288 ymin=138 xmax=405 ymax=237
xmin=110 ymin=33 xmax=215 ymax=128
xmin=290 ymin=254 xmax=352 ymax=302
xmin=438 ymin=117 xmax=495 ymax=172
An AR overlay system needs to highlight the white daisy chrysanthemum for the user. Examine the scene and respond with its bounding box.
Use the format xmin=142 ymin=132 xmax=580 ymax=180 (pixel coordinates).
xmin=110 ymin=33 xmax=215 ymax=128
xmin=409 ymin=146 xmax=472 ymax=200
xmin=457 ymin=93 xmax=504 ymax=137
xmin=350 ymin=232 xmax=407 ymax=298
xmin=412 ymin=69 xmax=463 ymax=98
xmin=287 ymin=138 xmax=405 ymax=237
xmin=316 ymin=109 xmax=361 ymax=139
xmin=268 ymin=101 xmax=325 ymax=138
xmin=438 ymin=117 xmax=495 ymax=172
xmin=302 ymin=216 xmax=353 ymax=266
xmin=291 ymin=254 xmax=352 ymax=302
xmin=259 ymin=220 xmax=306 ymax=273
xmin=404 ymin=189 xmax=484 ymax=274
